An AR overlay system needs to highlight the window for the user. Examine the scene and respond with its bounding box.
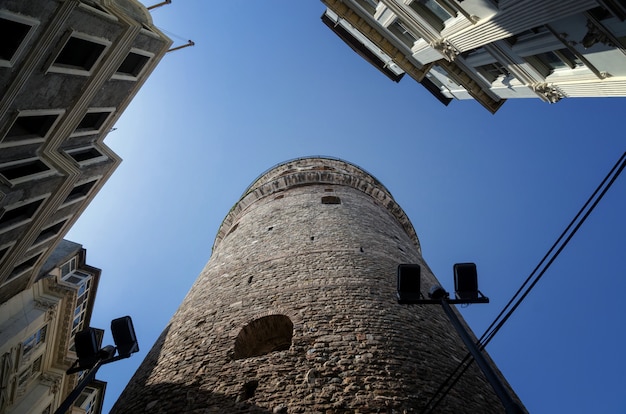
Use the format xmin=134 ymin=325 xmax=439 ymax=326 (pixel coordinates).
xmin=34 ymin=219 xmax=68 ymax=245
xmin=536 ymin=49 xmax=582 ymax=70
xmin=75 ymin=386 xmax=98 ymax=414
xmin=525 ymin=48 xmax=584 ymax=77
xmin=476 ymin=62 xmax=509 ymax=83
xmin=0 ymin=158 xmax=52 ymax=183
xmin=22 ymin=325 xmax=47 ymax=359
xmin=387 ymin=20 xmax=418 ymax=48
xmin=0 ymin=198 xmax=44 ymax=231
xmin=71 ymin=109 xmax=113 ymax=137
xmin=0 ymin=245 xmax=10 ymax=261
xmin=63 ymin=270 xmax=93 ymax=342
xmin=409 ymin=0 xmax=456 ymax=32
xmin=6 ymin=253 xmax=42 ymax=283
xmin=2 ymin=111 xmax=61 ymax=145
xmin=49 ymin=33 xmax=109 ymax=75
xmin=233 ymin=315 xmax=293 ymax=359
xmin=0 ymin=11 xmax=38 ymax=67
xmin=17 ymin=355 xmax=42 ymax=389
xmin=63 ymin=179 xmax=97 ymax=205
xmin=66 ymin=146 xmax=106 ymax=165
xmin=60 ymin=257 xmax=77 ymax=278
xmin=321 ymin=195 xmax=341 ymax=204
xmin=113 ymin=50 xmax=152 ymax=80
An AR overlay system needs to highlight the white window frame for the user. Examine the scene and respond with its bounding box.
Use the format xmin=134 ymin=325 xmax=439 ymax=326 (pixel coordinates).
xmin=60 ymin=257 xmax=77 ymax=279
xmin=0 ymin=156 xmax=55 ymax=186
xmin=47 ymin=31 xmax=110 ymax=76
xmin=0 ymin=10 xmax=39 ymax=68
xmin=112 ymin=48 xmax=154 ymax=81
xmin=70 ymin=108 xmax=115 ymax=137
xmin=0 ymin=109 xmax=65 ymax=148
xmin=21 ymin=325 xmax=47 ymax=362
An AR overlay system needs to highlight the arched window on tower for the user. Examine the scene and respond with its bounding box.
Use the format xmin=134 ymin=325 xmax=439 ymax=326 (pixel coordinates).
xmin=233 ymin=315 xmax=293 ymax=360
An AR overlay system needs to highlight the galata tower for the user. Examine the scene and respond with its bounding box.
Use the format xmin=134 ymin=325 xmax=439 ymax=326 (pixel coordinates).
xmin=111 ymin=157 xmax=524 ymax=413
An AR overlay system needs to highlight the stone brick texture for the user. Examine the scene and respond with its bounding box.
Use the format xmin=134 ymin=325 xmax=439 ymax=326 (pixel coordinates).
xmin=111 ymin=157 xmax=525 ymax=413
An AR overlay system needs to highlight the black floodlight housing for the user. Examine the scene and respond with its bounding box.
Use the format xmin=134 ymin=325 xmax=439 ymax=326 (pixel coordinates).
xmin=74 ymin=328 xmax=99 ymax=369
xmin=397 ymin=264 xmax=421 ymax=303
xmin=111 ymin=316 xmax=139 ymax=358
xmin=454 ymin=262 xmax=479 ymax=300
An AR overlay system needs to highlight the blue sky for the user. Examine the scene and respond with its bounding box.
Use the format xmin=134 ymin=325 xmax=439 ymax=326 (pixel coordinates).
xmin=67 ymin=2 xmax=625 ymax=413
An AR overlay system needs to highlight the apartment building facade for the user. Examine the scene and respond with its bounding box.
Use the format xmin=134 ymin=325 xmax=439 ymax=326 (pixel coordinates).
xmin=0 ymin=240 xmax=103 ymax=414
xmin=322 ymin=0 xmax=626 ymax=112
xmin=0 ymin=0 xmax=171 ymax=302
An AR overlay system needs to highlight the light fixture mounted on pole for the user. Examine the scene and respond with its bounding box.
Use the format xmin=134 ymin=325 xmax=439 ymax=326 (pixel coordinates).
xmin=397 ymin=263 xmax=524 ymax=414
xmin=53 ymin=316 xmax=139 ymax=414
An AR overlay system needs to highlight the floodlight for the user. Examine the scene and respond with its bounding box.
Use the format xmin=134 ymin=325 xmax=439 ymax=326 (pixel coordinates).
xmin=397 ymin=264 xmax=421 ymax=303
xmin=74 ymin=328 xmax=99 ymax=368
xmin=454 ymin=263 xmax=479 ymax=300
xmin=111 ymin=316 xmax=139 ymax=358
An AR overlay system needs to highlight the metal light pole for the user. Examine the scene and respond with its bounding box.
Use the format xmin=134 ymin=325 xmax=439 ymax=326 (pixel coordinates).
xmin=397 ymin=263 xmax=524 ymax=414
xmin=54 ymin=316 xmax=139 ymax=414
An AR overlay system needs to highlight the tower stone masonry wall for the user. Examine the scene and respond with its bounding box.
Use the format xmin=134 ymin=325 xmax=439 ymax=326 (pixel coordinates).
xmin=111 ymin=157 xmax=525 ymax=413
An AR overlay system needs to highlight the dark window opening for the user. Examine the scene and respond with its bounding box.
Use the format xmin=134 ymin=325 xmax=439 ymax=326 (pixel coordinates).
xmin=0 ymin=159 xmax=49 ymax=180
xmin=0 ymin=246 xmax=10 ymax=261
xmin=8 ymin=253 xmax=42 ymax=281
xmin=4 ymin=114 xmax=59 ymax=142
xmin=0 ymin=199 xmax=44 ymax=229
xmin=54 ymin=36 xmax=106 ymax=71
xmin=239 ymin=380 xmax=258 ymax=401
xmin=476 ymin=62 xmax=509 ymax=83
xmin=388 ymin=20 xmax=418 ymax=47
xmin=267 ymin=226 xmax=273 ymax=231
xmin=233 ymin=315 xmax=293 ymax=360
xmin=35 ymin=220 xmax=67 ymax=244
xmin=116 ymin=52 xmax=150 ymax=77
xmin=321 ymin=195 xmax=341 ymax=204
xmin=75 ymin=111 xmax=110 ymax=134
xmin=0 ymin=18 xmax=31 ymax=61
xmin=324 ymin=188 xmax=334 ymax=192
xmin=64 ymin=180 xmax=97 ymax=204
xmin=68 ymin=147 xmax=103 ymax=162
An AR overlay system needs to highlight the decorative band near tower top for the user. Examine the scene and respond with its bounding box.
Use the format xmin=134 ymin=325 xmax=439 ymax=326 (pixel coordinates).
xmin=110 ymin=156 xmax=525 ymax=414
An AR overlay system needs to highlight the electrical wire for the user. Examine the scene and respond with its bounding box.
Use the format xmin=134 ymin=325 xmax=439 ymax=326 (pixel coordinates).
xmin=421 ymin=151 xmax=626 ymax=414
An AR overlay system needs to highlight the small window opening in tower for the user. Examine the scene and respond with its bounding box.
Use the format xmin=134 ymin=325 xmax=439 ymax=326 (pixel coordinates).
xmin=233 ymin=315 xmax=293 ymax=360
xmin=321 ymin=195 xmax=341 ymax=204
xmin=239 ymin=380 xmax=258 ymax=401
xmin=226 ymin=223 xmax=239 ymax=236
xmin=324 ymin=188 xmax=334 ymax=192
xmin=267 ymin=226 xmax=273 ymax=231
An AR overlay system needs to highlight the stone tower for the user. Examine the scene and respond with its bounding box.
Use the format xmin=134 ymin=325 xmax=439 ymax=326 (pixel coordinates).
xmin=111 ymin=157 xmax=524 ymax=413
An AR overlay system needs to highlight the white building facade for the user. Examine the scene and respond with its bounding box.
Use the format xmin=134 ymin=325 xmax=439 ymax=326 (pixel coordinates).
xmin=322 ymin=0 xmax=626 ymax=112
xmin=0 ymin=240 xmax=103 ymax=414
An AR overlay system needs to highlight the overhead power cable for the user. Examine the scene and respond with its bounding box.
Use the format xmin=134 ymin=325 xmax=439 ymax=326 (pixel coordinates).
xmin=422 ymin=151 xmax=626 ymax=414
